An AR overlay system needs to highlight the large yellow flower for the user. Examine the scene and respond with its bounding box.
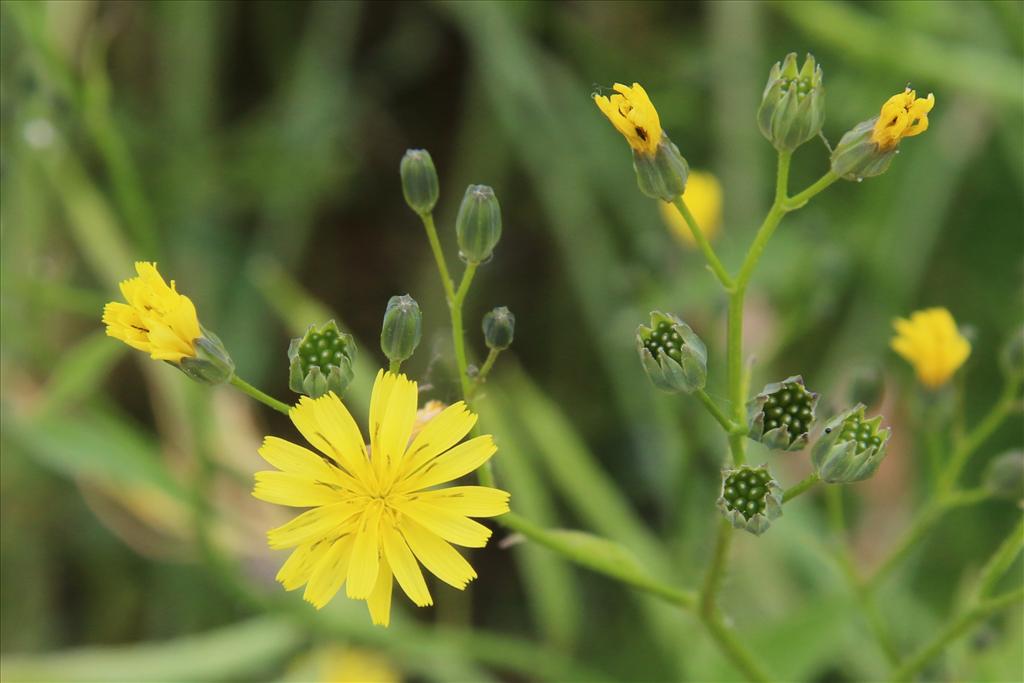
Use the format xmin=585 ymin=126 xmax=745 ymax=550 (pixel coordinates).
xmin=102 ymin=261 xmax=202 ymax=362
xmin=254 ymin=370 xmax=510 ymax=626
xmin=891 ymin=307 xmax=970 ymax=389
xmin=594 ymin=82 xmax=663 ymax=156
xmin=871 ymin=89 xmax=935 ymax=151
xmin=659 ymin=171 xmax=722 ymax=248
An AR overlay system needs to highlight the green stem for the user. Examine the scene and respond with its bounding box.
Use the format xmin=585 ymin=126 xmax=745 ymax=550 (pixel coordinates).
xmin=783 ymin=170 xmax=840 ymax=210
xmin=419 ymin=212 xmax=457 ymax=303
xmin=701 ymin=612 xmax=772 ymax=683
xmin=696 ymin=389 xmax=735 ymax=432
xmin=782 ymin=472 xmax=820 ymax=503
xmin=671 ymin=196 xmax=734 ymax=290
xmin=389 ymin=359 xmax=402 ymax=374
xmin=469 ymin=348 xmax=502 ymax=400
xmin=890 ymin=588 xmax=1024 ymax=682
xmin=974 ymin=516 xmax=1024 ymax=600
xmin=700 ymin=519 xmax=734 ymax=618
xmin=450 ymin=263 xmax=479 ymax=401
xmin=229 ymin=375 xmax=292 ymax=415
xmin=938 ymin=377 xmax=1020 ymax=493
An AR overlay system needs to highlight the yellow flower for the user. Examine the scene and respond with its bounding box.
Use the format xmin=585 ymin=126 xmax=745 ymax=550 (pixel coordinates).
xmin=594 ymin=82 xmax=663 ymax=156
xmin=102 ymin=261 xmax=202 ymax=362
xmin=319 ymin=647 xmax=400 ymax=683
xmin=871 ymin=89 xmax=935 ymax=151
xmin=891 ymin=307 xmax=971 ymax=389
xmin=254 ymin=370 xmax=510 ymax=626
xmin=659 ymin=171 xmax=722 ymax=248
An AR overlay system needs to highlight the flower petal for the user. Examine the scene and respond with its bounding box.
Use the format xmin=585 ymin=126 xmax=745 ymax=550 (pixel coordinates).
xmin=267 ymin=502 xmax=362 ymax=549
xmin=399 ymin=435 xmax=497 ymax=491
xmin=412 ymin=486 xmax=510 ymax=518
xmin=346 ymin=504 xmax=383 ymax=599
xmin=381 ymin=524 xmax=432 ymax=607
xmin=258 ymin=436 xmax=359 ymax=491
xmin=400 ymin=515 xmax=477 ymax=590
xmin=400 ymin=402 xmax=477 ymax=478
xmin=303 ymin=534 xmax=356 ymax=609
xmin=253 ymin=471 xmax=346 ymax=507
xmin=365 ymin=559 xmax=394 ymax=627
xmin=377 ymin=373 xmax=418 ymax=475
xmin=276 ymin=538 xmax=332 ymax=591
xmin=290 ymin=395 xmax=371 ymax=482
xmin=400 ymin=500 xmax=492 ymax=548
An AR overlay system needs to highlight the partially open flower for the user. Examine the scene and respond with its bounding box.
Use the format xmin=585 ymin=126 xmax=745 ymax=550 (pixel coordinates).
xmin=636 ymin=312 xmax=707 ymax=394
xmin=747 ymin=376 xmax=818 ymax=451
xmin=812 ymin=404 xmax=891 ymax=483
xmin=890 ymin=307 xmax=970 ymax=389
xmin=716 ymin=465 xmax=783 ymax=536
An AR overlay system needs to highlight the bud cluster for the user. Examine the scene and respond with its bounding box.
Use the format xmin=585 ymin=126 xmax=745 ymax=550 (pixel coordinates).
xmin=717 ymin=465 xmax=783 ymax=536
xmin=636 ymin=312 xmax=707 ymax=394
xmin=288 ymin=320 xmax=356 ymax=398
xmin=812 ymin=404 xmax=890 ymax=483
xmin=748 ymin=376 xmax=818 ymax=451
xmin=757 ymin=53 xmax=825 ymax=153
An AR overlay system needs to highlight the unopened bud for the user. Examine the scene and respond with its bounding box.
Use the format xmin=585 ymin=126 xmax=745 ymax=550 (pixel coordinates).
xmin=983 ymin=450 xmax=1024 ymax=502
xmin=812 ymin=404 xmax=891 ymax=483
xmin=400 ymin=149 xmax=439 ymax=215
xmin=455 ymin=184 xmax=502 ymax=264
xmin=178 ymin=327 xmax=235 ymax=385
xmin=717 ymin=465 xmax=783 ymax=536
xmin=636 ymin=311 xmax=707 ymax=393
xmin=748 ymin=375 xmax=819 ymax=451
xmin=380 ymin=295 xmax=422 ymax=364
xmin=288 ymin=320 xmax=356 ymax=398
xmin=633 ymin=139 xmax=689 ymax=202
xmin=482 ymin=306 xmax=515 ymax=350
xmin=757 ymin=53 xmax=825 ymax=152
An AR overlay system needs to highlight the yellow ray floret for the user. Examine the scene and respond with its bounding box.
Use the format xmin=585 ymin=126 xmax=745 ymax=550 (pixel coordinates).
xmin=891 ymin=307 xmax=970 ymax=389
xmin=871 ymin=89 xmax=935 ymax=151
xmin=254 ymin=370 xmax=510 ymax=626
xmin=102 ymin=261 xmax=202 ymax=362
xmin=594 ymin=82 xmax=663 ymax=156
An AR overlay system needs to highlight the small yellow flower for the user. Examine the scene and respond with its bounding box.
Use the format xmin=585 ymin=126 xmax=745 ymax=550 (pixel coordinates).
xmin=871 ymin=88 xmax=935 ymax=151
xmin=254 ymin=370 xmax=510 ymax=626
xmin=891 ymin=307 xmax=971 ymax=389
xmin=102 ymin=261 xmax=202 ymax=362
xmin=593 ymin=82 xmax=663 ymax=156
xmin=659 ymin=171 xmax=722 ymax=248
xmin=319 ymin=647 xmax=399 ymax=683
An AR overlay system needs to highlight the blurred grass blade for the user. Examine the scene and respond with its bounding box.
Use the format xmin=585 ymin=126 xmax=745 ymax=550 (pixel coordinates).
xmin=32 ymin=331 xmax=126 ymax=418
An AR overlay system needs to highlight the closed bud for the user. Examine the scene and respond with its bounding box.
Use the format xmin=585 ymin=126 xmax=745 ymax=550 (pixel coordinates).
xmin=455 ymin=184 xmax=502 ymax=264
xmin=757 ymin=53 xmax=826 ymax=152
xmin=380 ymin=295 xmax=422 ymax=363
xmin=400 ymin=149 xmax=439 ymax=215
xmin=829 ymin=119 xmax=897 ymax=180
xmin=983 ymin=450 xmax=1024 ymax=502
xmin=636 ymin=311 xmax=707 ymax=393
xmin=748 ymin=375 xmax=819 ymax=451
xmin=717 ymin=465 xmax=783 ymax=536
xmin=482 ymin=306 xmax=515 ymax=350
xmin=999 ymin=326 xmax=1024 ymax=380
xmin=288 ymin=320 xmax=356 ymax=398
xmin=178 ymin=327 xmax=235 ymax=385
xmin=812 ymin=404 xmax=891 ymax=483
xmin=633 ymin=138 xmax=689 ymax=202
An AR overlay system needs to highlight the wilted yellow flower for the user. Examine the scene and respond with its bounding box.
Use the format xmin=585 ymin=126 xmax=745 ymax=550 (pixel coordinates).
xmin=659 ymin=171 xmax=722 ymax=248
xmin=254 ymin=370 xmax=510 ymax=626
xmin=871 ymin=89 xmax=935 ymax=151
xmin=102 ymin=261 xmax=201 ymax=362
xmin=593 ymin=83 xmax=662 ymax=156
xmin=891 ymin=307 xmax=970 ymax=389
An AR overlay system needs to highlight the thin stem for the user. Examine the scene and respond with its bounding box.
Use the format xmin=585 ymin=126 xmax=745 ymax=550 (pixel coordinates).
xmin=974 ymin=516 xmax=1024 ymax=600
xmin=700 ymin=519 xmax=734 ymax=618
xmin=419 ymin=212 xmax=456 ymax=302
xmin=450 ymin=263 xmax=479 ymax=401
xmin=783 ymin=170 xmax=840 ymax=210
xmin=726 ymin=293 xmax=747 ymax=465
xmin=938 ymin=377 xmax=1021 ymax=493
xmin=890 ymin=588 xmax=1024 ymax=682
xmin=229 ymin=375 xmax=291 ymax=415
xmin=468 ymin=348 xmax=502 ymax=400
xmin=671 ymin=196 xmax=734 ymax=290
xmin=701 ymin=612 xmax=772 ymax=683
xmin=782 ymin=472 xmax=820 ymax=503
xmin=696 ymin=389 xmax=735 ymax=432
xmin=389 ymin=359 xmax=402 ymax=374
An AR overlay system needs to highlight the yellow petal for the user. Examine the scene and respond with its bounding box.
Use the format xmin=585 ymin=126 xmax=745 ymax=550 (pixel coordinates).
xmin=412 ymin=486 xmax=510 ymax=518
xmin=252 ymin=471 xmax=346 ymax=507
xmin=376 ymin=373 xmax=418 ymax=475
xmin=267 ymin=502 xmax=362 ymax=549
xmin=400 ymin=515 xmax=477 ymax=589
xmin=276 ymin=538 xmax=332 ymax=591
xmin=258 ymin=436 xmax=359 ymax=491
xmin=400 ymin=402 xmax=477 ymax=479
xmin=346 ymin=504 xmax=383 ymax=599
xmin=399 ymin=435 xmax=497 ymax=492
xmin=365 ymin=559 xmax=394 ymax=627
xmin=290 ymin=395 xmax=372 ymax=482
xmin=399 ymin=500 xmax=492 ymax=548
xmin=381 ymin=524 xmax=432 ymax=607
xmin=303 ymin=535 xmax=356 ymax=609
xmin=368 ymin=369 xmax=396 ymax=464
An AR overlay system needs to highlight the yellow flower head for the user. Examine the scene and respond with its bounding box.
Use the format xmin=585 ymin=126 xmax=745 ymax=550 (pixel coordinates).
xmin=254 ymin=370 xmax=510 ymax=626
xmin=871 ymin=88 xmax=935 ymax=151
xmin=659 ymin=171 xmax=722 ymax=248
xmin=891 ymin=307 xmax=970 ymax=389
xmin=594 ymin=82 xmax=663 ymax=156
xmin=102 ymin=262 xmax=202 ymax=362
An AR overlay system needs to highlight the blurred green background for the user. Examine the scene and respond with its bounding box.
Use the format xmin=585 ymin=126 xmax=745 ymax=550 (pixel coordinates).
xmin=2 ymin=1 xmax=1022 ymax=681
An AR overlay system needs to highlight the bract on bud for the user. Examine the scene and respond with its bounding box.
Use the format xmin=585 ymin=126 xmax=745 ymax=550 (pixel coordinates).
xmin=983 ymin=450 xmax=1024 ymax=503
xmin=636 ymin=311 xmax=707 ymax=394
xmin=455 ymin=185 xmax=502 ymax=264
xmin=482 ymin=306 xmax=515 ymax=350
xmin=633 ymin=139 xmax=689 ymax=202
xmin=999 ymin=326 xmax=1024 ymax=380
xmin=811 ymin=404 xmax=891 ymax=483
xmin=400 ymin=149 xmax=440 ymax=215
xmin=716 ymin=465 xmax=783 ymax=536
xmin=380 ymin=295 xmax=422 ymax=364
xmin=178 ymin=326 xmax=235 ymax=385
xmin=757 ymin=53 xmax=825 ymax=152
xmin=747 ymin=375 xmax=819 ymax=451
xmin=288 ymin=320 xmax=356 ymax=398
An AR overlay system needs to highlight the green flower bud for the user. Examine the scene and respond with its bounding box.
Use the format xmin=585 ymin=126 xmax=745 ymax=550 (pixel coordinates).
xmin=757 ymin=53 xmax=826 ymax=153
xmin=287 ymin=320 xmax=356 ymax=398
xmin=482 ymin=306 xmax=515 ymax=350
xmin=811 ymin=404 xmax=891 ymax=483
xmin=633 ymin=138 xmax=689 ymax=202
xmin=983 ymin=450 xmax=1023 ymax=502
xmin=748 ymin=375 xmax=819 ymax=451
xmin=829 ymin=118 xmax=897 ymax=181
xmin=999 ymin=326 xmax=1024 ymax=380
xmin=636 ymin=311 xmax=707 ymax=394
xmin=380 ymin=295 xmax=422 ymax=364
xmin=177 ymin=326 xmax=235 ymax=385
xmin=716 ymin=465 xmax=783 ymax=536
xmin=400 ymin=149 xmax=439 ymax=215
xmin=455 ymin=184 xmax=502 ymax=264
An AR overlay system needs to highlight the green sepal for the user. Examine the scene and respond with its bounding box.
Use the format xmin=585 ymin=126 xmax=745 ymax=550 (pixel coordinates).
xmin=177 ymin=326 xmax=235 ymax=385
xmin=636 ymin=311 xmax=707 ymax=394
xmin=747 ymin=375 xmax=818 ymax=451
xmin=633 ymin=138 xmax=689 ymax=201
xmin=287 ymin=320 xmax=357 ymax=398
xmin=811 ymin=404 xmax=891 ymax=483
xmin=830 ymin=118 xmax=897 ymax=180
xmin=757 ymin=53 xmax=825 ymax=152
xmin=716 ymin=464 xmax=783 ymax=536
